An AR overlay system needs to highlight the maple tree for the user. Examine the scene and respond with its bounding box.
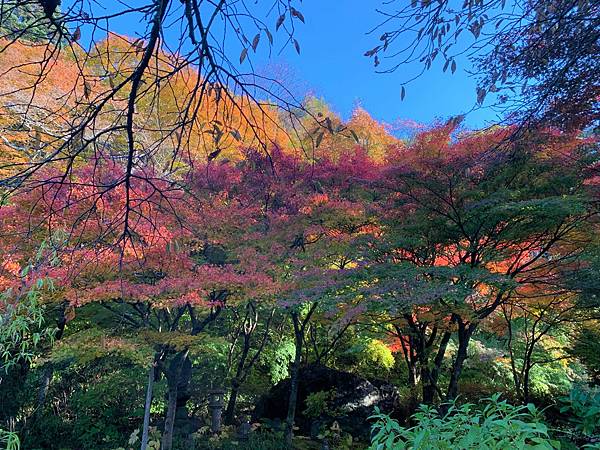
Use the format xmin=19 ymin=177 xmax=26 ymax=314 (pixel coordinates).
xmin=0 ymin=118 xmax=598 ymax=448
xmin=353 ymin=122 xmax=596 ymax=403
xmin=0 ymin=137 xmax=384 ymax=445
xmin=0 ymin=0 xmax=318 ymax=249
xmin=0 ymin=155 xmax=272 ymax=447
xmin=0 ymin=1 xmax=599 ymax=448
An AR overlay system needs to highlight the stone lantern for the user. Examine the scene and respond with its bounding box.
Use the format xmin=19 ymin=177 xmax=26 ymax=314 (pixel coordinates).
xmin=207 ymin=388 xmax=226 ymax=434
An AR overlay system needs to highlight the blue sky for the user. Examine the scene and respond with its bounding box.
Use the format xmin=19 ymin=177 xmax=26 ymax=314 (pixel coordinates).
xmin=254 ymin=1 xmax=499 ymax=130
xmin=78 ymin=0 xmax=500 ymax=130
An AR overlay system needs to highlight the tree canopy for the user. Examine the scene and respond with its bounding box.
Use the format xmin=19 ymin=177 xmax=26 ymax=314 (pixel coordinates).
xmin=0 ymin=2 xmax=599 ymax=450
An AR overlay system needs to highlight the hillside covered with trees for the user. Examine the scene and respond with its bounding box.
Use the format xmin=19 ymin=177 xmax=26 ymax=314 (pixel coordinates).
xmin=0 ymin=0 xmax=598 ymax=449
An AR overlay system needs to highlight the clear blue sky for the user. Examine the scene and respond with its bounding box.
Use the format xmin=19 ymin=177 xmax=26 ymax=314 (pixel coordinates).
xmin=78 ymin=0 xmax=500 ymax=130
xmin=255 ymin=1 xmax=499 ymax=130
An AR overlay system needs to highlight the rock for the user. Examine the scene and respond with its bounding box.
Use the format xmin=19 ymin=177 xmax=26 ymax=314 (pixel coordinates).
xmin=253 ymin=364 xmax=400 ymax=439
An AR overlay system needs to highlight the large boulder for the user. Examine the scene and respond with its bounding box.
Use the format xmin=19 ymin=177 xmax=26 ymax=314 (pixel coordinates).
xmin=253 ymin=364 xmax=400 ymax=439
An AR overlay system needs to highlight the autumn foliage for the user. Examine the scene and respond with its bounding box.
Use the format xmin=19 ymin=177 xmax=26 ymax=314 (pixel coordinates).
xmin=0 ymin=26 xmax=599 ymax=450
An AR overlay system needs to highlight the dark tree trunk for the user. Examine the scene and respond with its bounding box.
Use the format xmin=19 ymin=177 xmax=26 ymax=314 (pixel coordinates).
xmin=521 ymin=344 xmax=536 ymax=405
xmin=174 ymin=355 xmax=193 ymax=440
xmin=141 ymin=361 xmax=156 ymax=450
xmin=420 ymin=330 xmax=451 ymax=404
xmin=520 ymin=327 xmax=540 ymax=405
xmin=162 ymin=385 xmax=178 ymax=450
xmin=225 ymin=304 xmax=274 ymax=425
xmin=396 ymin=325 xmax=419 ymax=388
xmin=21 ymin=304 xmax=68 ymax=447
xmin=36 ymin=363 xmax=53 ymax=411
xmin=522 ymin=364 xmax=531 ymax=404
xmin=421 ymin=368 xmax=436 ymax=405
xmin=408 ymin=364 xmax=418 ymax=387
xmin=445 ymin=322 xmax=476 ymax=401
xmin=225 ymin=330 xmax=251 ymax=424
xmin=160 ymin=301 xmax=223 ymax=446
xmin=161 ymin=349 xmax=189 ymax=450
xmin=224 ymin=380 xmax=241 ymax=425
xmin=285 ymin=312 xmax=304 ymax=447
xmin=35 ymin=303 xmax=67 ymax=412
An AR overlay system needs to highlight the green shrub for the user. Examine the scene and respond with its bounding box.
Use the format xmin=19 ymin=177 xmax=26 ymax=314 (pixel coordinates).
xmin=0 ymin=430 xmax=20 ymax=450
xmin=571 ymin=324 xmax=600 ymax=385
xmin=369 ymin=394 xmax=560 ymax=449
xmin=262 ymin=338 xmax=295 ymax=384
xmin=0 ymin=268 xmax=55 ymax=372
xmin=559 ymin=385 xmax=600 ymax=437
xmin=195 ymin=430 xmax=288 ymax=450
xmin=364 ymin=339 xmax=395 ymax=371
xmin=25 ymin=359 xmax=151 ymax=450
xmin=303 ymin=390 xmax=335 ymax=419
xmin=341 ymin=338 xmax=395 ymax=380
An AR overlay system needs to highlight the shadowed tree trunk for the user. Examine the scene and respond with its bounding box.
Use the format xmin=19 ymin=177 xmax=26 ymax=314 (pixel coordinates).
xmin=161 ymin=300 xmax=225 ymax=448
xmin=174 ymin=355 xmax=194 ymax=437
xmin=422 ymin=329 xmax=452 ymax=405
xmin=224 ymin=305 xmax=275 ymax=424
xmin=392 ymin=315 xmax=453 ymax=405
xmin=224 ymin=378 xmax=242 ymax=425
xmin=161 ymin=349 xmax=189 ymax=450
xmin=445 ymin=320 xmax=477 ymax=401
xmin=35 ymin=303 xmax=67 ymax=411
xmin=394 ymin=323 xmax=420 ymax=388
xmin=141 ymin=358 xmax=158 ymax=450
xmin=285 ymin=314 xmax=303 ymax=448
xmin=20 ymin=303 xmax=68 ymax=447
xmin=285 ymin=304 xmax=318 ymax=447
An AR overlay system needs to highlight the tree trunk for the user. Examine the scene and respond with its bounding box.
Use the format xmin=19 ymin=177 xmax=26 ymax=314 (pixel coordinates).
xmin=522 ymin=365 xmax=531 ymax=404
xmin=174 ymin=355 xmax=193 ymax=441
xmin=36 ymin=363 xmax=53 ymax=411
xmin=520 ymin=332 xmax=538 ymax=404
xmin=162 ymin=384 xmax=178 ymax=450
xmin=422 ymin=330 xmax=451 ymax=404
xmin=445 ymin=322 xmax=476 ymax=401
xmin=159 ymin=303 xmax=223 ymax=447
xmin=141 ymin=362 xmax=155 ymax=450
xmin=396 ymin=328 xmax=419 ymax=388
xmin=503 ymin=305 xmax=523 ymax=401
xmin=224 ymin=380 xmax=240 ymax=425
xmin=161 ymin=350 xmax=189 ymax=450
xmin=421 ymin=368 xmax=436 ymax=405
xmin=35 ymin=304 xmax=67 ymax=412
xmin=285 ymin=313 xmax=303 ymax=447
xmin=225 ymin=331 xmax=251 ymax=424
xmin=21 ymin=305 xmax=68 ymax=446
xmin=408 ymin=364 xmax=418 ymax=387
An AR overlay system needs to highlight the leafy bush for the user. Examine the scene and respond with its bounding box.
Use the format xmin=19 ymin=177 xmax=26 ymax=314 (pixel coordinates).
xmin=341 ymin=338 xmax=395 ymax=379
xmin=25 ymin=359 xmax=150 ymax=450
xmin=364 ymin=339 xmax=395 ymax=372
xmin=195 ymin=430 xmax=288 ymax=450
xmin=369 ymin=394 xmax=559 ymax=449
xmin=303 ymin=390 xmax=334 ymax=419
xmin=0 ymin=430 xmax=19 ymax=450
xmin=262 ymin=338 xmax=295 ymax=384
xmin=571 ymin=324 xmax=600 ymax=386
xmin=0 ymin=268 xmax=55 ymax=372
xmin=559 ymin=386 xmax=600 ymax=436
